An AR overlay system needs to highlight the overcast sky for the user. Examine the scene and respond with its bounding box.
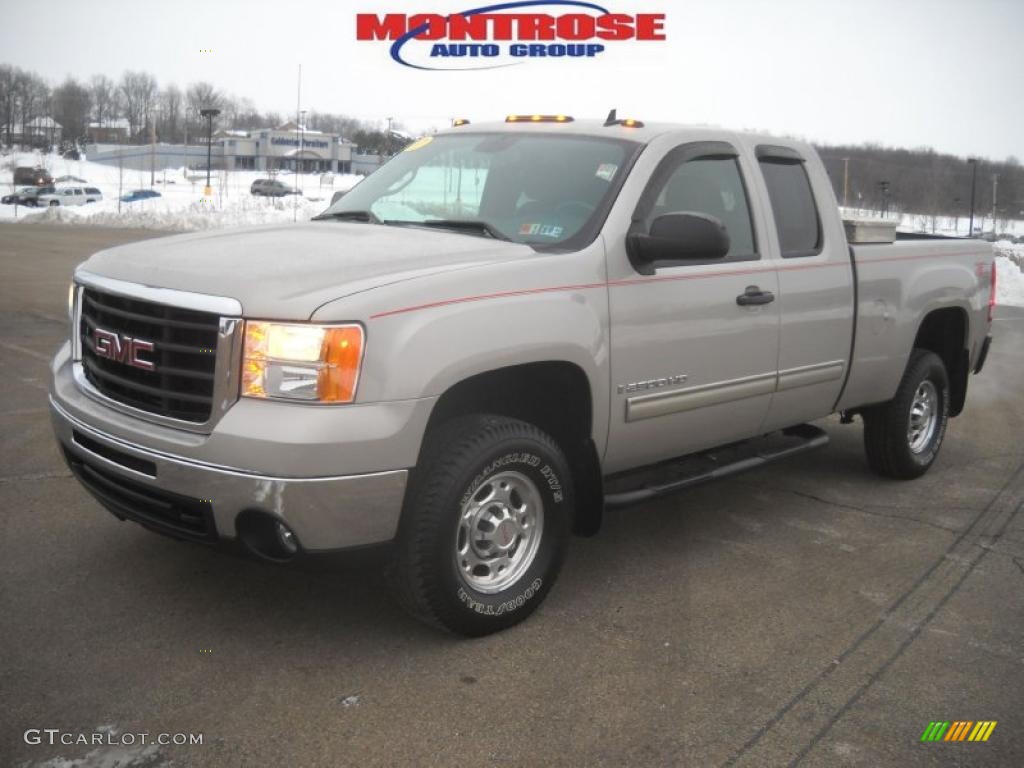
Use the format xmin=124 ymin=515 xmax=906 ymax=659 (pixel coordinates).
xmin=2 ymin=0 xmax=1021 ymax=159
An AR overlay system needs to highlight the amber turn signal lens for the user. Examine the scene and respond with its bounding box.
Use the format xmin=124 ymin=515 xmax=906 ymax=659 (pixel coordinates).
xmin=318 ymin=326 xmax=363 ymax=403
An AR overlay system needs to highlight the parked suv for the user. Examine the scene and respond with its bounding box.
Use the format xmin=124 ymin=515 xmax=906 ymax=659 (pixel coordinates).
xmin=38 ymin=186 xmax=102 ymax=206
xmin=251 ymin=179 xmax=299 ymax=197
xmin=13 ymin=166 xmax=54 ymax=186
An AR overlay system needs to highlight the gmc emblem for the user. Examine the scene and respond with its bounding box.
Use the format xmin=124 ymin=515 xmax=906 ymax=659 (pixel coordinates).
xmin=92 ymin=328 xmax=156 ymax=371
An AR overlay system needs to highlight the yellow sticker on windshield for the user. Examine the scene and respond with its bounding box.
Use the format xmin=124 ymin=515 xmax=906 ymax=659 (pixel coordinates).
xmin=403 ymin=136 xmax=434 ymax=152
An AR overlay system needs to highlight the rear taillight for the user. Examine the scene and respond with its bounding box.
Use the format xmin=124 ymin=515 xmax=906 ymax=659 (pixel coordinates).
xmin=988 ymin=261 xmax=997 ymax=323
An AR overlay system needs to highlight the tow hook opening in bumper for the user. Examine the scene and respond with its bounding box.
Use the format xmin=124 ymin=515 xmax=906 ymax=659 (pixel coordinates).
xmin=236 ymin=510 xmax=302 ymax=562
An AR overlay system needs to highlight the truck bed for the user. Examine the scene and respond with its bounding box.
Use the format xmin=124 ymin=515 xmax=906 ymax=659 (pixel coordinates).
xmin=837 ymin=238 xmax=992 ymax=412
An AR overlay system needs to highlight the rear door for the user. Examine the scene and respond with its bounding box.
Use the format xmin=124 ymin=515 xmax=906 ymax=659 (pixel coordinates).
xmin=752 ymin=145 xmax=855 ymax=431
xmin=604 ymin=141 xmax=781 ymax=473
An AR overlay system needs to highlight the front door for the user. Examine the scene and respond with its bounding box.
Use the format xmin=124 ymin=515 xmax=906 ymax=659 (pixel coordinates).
xmin=604 ymin=141 xmax=781 ymax=473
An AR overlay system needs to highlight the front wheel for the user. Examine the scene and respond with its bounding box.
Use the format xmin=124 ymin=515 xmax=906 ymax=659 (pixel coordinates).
xmin=388 ymin=415 xmax=572 ymax=636
xmin=863 ymin=349 xmax=949 ymax=479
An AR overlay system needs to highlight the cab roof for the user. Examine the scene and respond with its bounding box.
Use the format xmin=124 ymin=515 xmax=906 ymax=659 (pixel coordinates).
xmin=436 ymin=118 xmax=809 ymax=151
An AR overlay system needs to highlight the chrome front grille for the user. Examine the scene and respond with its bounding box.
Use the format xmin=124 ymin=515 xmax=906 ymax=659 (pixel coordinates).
xmin=79 ymin=287 xmax=221 ymax=422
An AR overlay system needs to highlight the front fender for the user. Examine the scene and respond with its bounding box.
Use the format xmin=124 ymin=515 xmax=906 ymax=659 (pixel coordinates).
xmin=312 ymin=241 xmax=611 ymax=450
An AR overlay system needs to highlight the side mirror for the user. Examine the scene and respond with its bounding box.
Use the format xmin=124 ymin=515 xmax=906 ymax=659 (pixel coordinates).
xmin=626 ymin=212 xmax=730 ymax=275
xmin=330 ymin=190 xmax=347 ymax=206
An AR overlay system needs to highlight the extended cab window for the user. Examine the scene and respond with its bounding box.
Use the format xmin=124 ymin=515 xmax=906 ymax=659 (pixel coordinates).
xmin=758 ymin=158 xmax=822 ymax=257
xmin=646 ymin=157 xmax=757 ymax=262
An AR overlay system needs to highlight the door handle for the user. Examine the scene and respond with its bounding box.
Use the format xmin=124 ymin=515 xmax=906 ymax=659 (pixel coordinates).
xmin=736 ymin=286 xmax=775 ymax=306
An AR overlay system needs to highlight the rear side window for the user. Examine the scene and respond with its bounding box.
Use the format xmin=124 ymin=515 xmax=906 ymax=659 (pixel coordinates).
xmin=758 ymin=159 xmax=821 ymax=257
xmin=85 ymin=187 xmax=100 ymax=194
xmin=648 ymin=157 xmax=757 ymax=261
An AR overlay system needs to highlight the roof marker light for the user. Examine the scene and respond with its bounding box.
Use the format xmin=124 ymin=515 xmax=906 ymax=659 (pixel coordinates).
xmin=505 ymin=114 xmax=575 ymax=123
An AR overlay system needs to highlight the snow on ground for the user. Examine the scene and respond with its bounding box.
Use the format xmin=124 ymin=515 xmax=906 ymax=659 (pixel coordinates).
xmin=840 ymin=207 xmax=1024 ymax=238
xmin=0 ymin=150 xmax=362 ymax=231
xmin=994 ymin=241 xmax=1024 ymax=308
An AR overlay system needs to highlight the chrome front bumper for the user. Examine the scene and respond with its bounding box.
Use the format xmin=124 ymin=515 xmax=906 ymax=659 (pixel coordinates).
xmin=51 ymin=397 xmax=409 ymax=551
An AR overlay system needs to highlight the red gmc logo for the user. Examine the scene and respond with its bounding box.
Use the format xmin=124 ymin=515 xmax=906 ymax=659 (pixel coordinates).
xmin=92 ymin=328 xmax=156 ymax=371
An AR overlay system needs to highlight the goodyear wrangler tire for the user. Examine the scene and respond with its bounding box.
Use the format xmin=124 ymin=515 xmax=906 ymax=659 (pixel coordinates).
xmin=388 ymin=414 xmax=572 ymax=636
xmin=863 ymin=349 xmax=949 ymax=479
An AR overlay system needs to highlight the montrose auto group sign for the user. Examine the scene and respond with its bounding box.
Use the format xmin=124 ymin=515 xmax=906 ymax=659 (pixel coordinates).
xmin=356 ymin=1 xmax=666 ymax=70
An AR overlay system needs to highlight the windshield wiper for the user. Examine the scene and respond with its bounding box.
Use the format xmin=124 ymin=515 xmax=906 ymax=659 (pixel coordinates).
xmin=410 ymin=219 xmax=512 ymax=241
xmin=312 ymin=209 xmax=382 ymax=224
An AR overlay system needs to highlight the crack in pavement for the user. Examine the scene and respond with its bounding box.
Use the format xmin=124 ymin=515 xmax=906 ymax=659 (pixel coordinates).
xmin=0 ymin=470 xmax=71 ymax=484
xmin=765 ymin=485 xmax=965 ymax=535
xmin=722 ymin=462 xmax=1024 ymax=768
xmin=0 ymin=339 xmax=53 ymax=362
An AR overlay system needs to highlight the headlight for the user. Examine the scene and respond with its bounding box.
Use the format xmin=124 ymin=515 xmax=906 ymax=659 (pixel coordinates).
xmin=68 ymin=282 xmax=75 ymax=319
xmin=242 ymin=321 xmax=364 ymax=403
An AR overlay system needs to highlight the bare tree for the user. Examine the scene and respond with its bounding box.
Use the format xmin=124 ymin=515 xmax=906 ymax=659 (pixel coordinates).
xmin=0 ymin=64 xmax=16 ymax=145
xmin=52 ymin=78 xmax=92 ymax=144
xmin=159 ymin=84 xmax=182 ymax=142
xmin=89 ymin=74 xmax=118 ymax=127
xmin=184 ymin=81 xmax=223 ymax=140
xmin=14 ymin=70 xmax=50 ymax=147
xmin=119 ymin=70 xmax=157 ymax=141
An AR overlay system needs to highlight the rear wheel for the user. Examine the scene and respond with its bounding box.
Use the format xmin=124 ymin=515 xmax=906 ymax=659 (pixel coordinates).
xmin=388 ymin=415 xmax=572 ymax=636
xmin=863 ymin=349 xmax=949 ymax=479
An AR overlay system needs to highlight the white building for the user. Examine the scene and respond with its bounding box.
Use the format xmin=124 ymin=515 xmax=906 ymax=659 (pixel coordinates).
xmin=6 ymin=116 xmax=62 ymax=147
xmin=216 ymin=121 xmax=355 ymax=173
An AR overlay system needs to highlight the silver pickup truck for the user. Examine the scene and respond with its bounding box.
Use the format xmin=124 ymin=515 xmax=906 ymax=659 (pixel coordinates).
xmin=50 ymin=115 xmax=995 ymax=636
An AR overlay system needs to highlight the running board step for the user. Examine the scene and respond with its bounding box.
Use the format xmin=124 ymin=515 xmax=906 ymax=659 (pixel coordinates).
xmin=603 ymin=424 xmax=829 ymax=508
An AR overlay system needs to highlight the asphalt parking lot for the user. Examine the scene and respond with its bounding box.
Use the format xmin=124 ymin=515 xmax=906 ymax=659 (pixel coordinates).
xmin=2 ymin=223 xmax=1022 ymax=768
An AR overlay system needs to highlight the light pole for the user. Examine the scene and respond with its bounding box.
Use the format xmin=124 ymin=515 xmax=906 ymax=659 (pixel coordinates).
xmin=967 ymin=158 xmax=978 ymax=237
xmin=200 ymin=107 xmax=220 ymax=198
xmin=299 ymin=109 xmax=306 ymax=181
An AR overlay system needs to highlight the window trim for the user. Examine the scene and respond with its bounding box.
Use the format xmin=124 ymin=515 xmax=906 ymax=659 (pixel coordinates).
xmin=756 ymin=147 xmax=823 ymax=259
xmin=629 ymin=141 xmax=761 ymax=269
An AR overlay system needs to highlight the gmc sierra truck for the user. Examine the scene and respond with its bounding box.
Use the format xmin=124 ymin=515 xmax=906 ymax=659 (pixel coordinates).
xmin=50 ymin=115 xmax=995 ymax=636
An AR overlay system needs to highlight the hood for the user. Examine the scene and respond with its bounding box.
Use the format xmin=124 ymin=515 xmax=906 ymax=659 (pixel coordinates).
xmin=79 ymin=221 xmax=533 ymax=319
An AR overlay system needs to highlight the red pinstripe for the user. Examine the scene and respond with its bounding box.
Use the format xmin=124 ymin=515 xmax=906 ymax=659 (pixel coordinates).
xmin=368 ymin=252 xmax=951 ymax=320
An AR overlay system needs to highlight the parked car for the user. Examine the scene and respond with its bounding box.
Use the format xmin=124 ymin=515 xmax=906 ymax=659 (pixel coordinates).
xmin=120 ymin=189 xmax=161 ymax=203
xmin=13 ymin=167 xmax=54 ymax=186
xmin=251 ymin=179 xmax=299 ymax=197
xmin=38 ymin=186 xmax=102 ymax=206
xmin=1 ymin=186 xmax=39 ymax=205
xmin=53 ymin=117 xmax=995 ymax=637
xmin=5 ymin=185 xmax=56 ymax=206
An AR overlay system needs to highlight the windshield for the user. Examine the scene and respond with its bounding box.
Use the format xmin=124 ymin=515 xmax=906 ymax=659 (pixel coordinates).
xmin=321 ymin=132 xmax=640 ymax=248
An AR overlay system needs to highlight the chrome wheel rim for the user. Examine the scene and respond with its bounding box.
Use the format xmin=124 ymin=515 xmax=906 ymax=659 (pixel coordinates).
xmin=456 ymin=470 xmax=544 ymax=594
xmin=907 ymin=380 xmax=939 ymax=453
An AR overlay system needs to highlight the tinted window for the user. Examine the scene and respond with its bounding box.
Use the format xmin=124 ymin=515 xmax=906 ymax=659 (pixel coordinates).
xmin=759 ymin=159 xmax=821 ymax=257
xmin=85 ymin=188 xmax=99 ymax=194
xmin=647 ymin=157 xmax=756 ymax=260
